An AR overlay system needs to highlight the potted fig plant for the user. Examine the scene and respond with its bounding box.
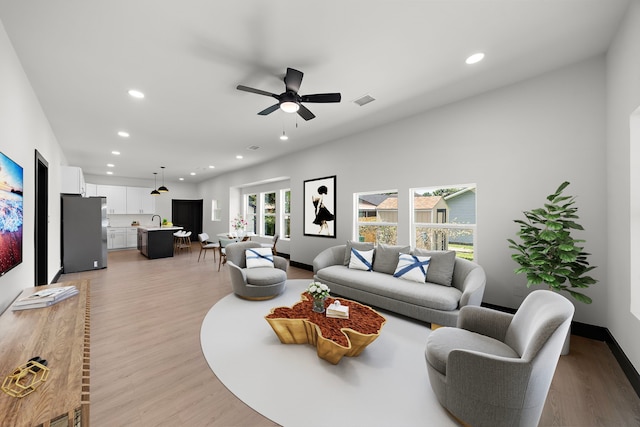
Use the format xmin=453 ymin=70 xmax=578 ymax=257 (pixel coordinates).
xmin=507 ymin=181 xmax=597 ymax=304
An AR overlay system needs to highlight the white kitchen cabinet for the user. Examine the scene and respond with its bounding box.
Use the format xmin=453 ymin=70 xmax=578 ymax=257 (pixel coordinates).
xmin=107 ymin=228 xmax=127 ymax=249
xmin=85 ymin=183 xmax=97 ymax=197
xmin=126 ymin=228 xmax=139 ymax=248
xmin=61 ymin=166 xmax=85 ymax=195
xmin=126 ymin=187 xmax=156 ymax=214
xmin=97 ymin=185 xmax=127 ymax=214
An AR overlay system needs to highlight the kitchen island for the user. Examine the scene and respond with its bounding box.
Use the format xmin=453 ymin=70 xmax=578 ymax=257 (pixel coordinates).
xmin=137 ymin=226 xmax=183 ymax=259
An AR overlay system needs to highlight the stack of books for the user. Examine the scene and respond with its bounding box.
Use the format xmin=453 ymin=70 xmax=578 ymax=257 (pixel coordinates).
xmin=11 ymin=286 xmax=79 ymax=311
xmin=326 ymin=300 xmax=349 ymax=319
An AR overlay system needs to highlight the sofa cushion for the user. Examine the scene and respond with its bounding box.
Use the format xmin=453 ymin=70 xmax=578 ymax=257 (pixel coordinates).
xmin=412 ymin=249 xmax=456 ymax=287
xmin=245 ymin=247 xmax=274 ymax=269
xmin=348 ymin=248 xmax=374 ymax=271
xmin=373 ymin=243 xmax=410 ymax=274
xmin=316 ymin=265 xmax=462 ymax=311
xmin=394 ymin=254 xmax=430 ymax=283
xmin=426 ymin=327 xmax=519 ymax=375
xmin=246 ymin=267 xmax=287 ymax=286
xmin=343 ymin=240 xmax=375 ymax=265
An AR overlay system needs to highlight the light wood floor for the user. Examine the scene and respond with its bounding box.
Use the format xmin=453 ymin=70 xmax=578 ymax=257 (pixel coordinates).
xmin=59 ymin=246 xmax=640 ymax=427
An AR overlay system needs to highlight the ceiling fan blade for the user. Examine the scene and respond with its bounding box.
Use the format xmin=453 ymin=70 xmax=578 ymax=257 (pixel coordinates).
xmin=258 ymin=103 xmax=280 ymax=116
xmin=284 ymin=68 xmax=303 ymax=93
xmin=237 ymin=85 xmax=277 ymax=98
xmin=300 ymin=93 xmax=342 ymax=103
xmin=297 ymin=104 xmax=315 ymax=121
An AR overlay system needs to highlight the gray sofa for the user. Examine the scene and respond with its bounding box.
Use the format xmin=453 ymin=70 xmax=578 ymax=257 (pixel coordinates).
xmin=313 ymin=243 xmax=486 ymax=327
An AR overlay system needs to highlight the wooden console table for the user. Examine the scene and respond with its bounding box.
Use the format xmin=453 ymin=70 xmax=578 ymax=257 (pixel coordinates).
xmin=0 ymin=280 xmax=90 ymax=426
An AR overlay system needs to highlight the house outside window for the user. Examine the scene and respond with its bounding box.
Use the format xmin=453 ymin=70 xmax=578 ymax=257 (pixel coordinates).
xmin=355 ymin=191 xmax=398 ymax=244
xmin=412 ymin=185 xmax=476 ymax=260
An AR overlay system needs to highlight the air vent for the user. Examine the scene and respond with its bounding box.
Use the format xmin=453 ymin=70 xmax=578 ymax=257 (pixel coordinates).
xmin=246 ymin=145 xmax=260 ymax=151
xmin=353 ymin=94 xmax=375 ymax=107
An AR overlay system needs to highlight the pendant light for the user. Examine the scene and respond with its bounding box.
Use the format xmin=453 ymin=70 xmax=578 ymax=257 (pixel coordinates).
xmin=158 ymin=166 xmax=169 ymax=193
xmin=150 ymin=173 xmax=160 ymax=195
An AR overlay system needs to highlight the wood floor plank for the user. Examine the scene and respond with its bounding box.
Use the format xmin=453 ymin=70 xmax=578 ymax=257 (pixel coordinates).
xmin=58 ymin=246 xmax=640 ymax=427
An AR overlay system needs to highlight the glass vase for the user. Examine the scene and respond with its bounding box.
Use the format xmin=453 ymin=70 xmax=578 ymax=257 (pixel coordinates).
xmin=312 ymin=297 xmax=326 ymax=313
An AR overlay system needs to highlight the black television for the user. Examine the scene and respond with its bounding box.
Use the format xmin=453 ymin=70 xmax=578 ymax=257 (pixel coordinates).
xmin=0 ymin=151 xmax=23 ymax=276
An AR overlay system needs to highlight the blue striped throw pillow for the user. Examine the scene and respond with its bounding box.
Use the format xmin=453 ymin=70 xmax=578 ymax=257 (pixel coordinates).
xmin=246 ymin=247 xmax=274 ymax=268
xmin=348 ymin=248 xmax=374 ymax=271
xmin=394 ymin=254 xmax=431 ymax=283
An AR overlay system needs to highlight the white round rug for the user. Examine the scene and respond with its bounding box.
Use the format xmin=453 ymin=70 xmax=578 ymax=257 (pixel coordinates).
xmin=200 ymin=279 xmax=456 ymax=427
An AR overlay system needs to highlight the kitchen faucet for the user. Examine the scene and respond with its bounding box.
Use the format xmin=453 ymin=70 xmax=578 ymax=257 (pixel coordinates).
xmin=151 ymin=214 xmax=161 ymax=227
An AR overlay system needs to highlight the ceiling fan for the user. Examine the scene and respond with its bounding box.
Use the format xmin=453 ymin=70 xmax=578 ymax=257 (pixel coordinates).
xmin=236 ymin=67 xmax=341 ymax=121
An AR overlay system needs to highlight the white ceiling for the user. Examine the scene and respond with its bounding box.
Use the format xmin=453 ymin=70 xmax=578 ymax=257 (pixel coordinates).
xmin=0 ymin=0 xmax=630 ymax=184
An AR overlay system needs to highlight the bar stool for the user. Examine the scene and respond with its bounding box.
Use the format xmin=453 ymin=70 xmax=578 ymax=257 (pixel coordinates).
xmin=173 ymin=230 xmax=186 ymax=253
xmin=177 ymin=231 xmax=192 ymax=254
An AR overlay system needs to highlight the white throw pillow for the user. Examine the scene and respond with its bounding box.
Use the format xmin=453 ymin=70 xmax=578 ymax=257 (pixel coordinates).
xmin=245 ymin=247 xmax=274 ymax=268
xmin=393 ymin=254 xmax=431 ymax=283
xmin=348 ymin=248 xmax=374 ymax=271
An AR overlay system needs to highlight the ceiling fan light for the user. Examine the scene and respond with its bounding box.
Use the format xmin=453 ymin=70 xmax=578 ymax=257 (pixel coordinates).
xmin=280 ymin=101 xmax=299 ymax=113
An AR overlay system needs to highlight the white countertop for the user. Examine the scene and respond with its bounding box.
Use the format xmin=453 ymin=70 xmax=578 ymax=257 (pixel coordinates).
xmin=137 ymin=226 xmax=183 ymax=231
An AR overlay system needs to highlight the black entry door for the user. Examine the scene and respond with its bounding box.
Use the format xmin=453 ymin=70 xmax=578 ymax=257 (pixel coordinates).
xmin=171 ymin=199 xmax=203 ymax=241
xmin=35 ymin=150 xmax=48 ymax=286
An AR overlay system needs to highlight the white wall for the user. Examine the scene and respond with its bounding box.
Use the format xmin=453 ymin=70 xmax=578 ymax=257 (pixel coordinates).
xmin=0 ymin=20 xmax=65 ymax=313
xmin=201 ymin=56 xmax=608 ymax=328
xmin=606 ymin=0 xmax=640 ymax=376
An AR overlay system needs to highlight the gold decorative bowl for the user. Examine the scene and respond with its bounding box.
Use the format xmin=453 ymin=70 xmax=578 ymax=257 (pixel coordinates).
xmin=265 ymin=293 xmax=386 ymax=364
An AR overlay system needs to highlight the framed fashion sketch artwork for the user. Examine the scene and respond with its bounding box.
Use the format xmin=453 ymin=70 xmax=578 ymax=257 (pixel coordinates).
xmin=304 ymin=175 xmax=336 ymax=238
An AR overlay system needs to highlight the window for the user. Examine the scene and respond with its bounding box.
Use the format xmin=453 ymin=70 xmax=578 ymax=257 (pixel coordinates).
xmin=412 ymin=185 xmax=476 ymax=260
xmin=246 ymin=194 xmax=257 ymax=234
xmin=211 ymin=199 xmax=221 ymax=221
xmin=263 ymin=192 xmax=276 ymax=236
xmin=282 ymin=189 xmax=291 ymax=239
xmin=242 ymin=182 xmax=290 ymax=239
xmin=355 ymin=190 xmax=398 ymax=245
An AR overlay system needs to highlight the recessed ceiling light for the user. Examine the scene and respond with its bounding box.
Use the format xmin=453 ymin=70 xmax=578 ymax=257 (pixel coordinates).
xmin=190 ymin=172 xmax=196 ymax=176
xmin=107 ymin=163 xmax=114 ymax=167
xmin=208 ymin=165 xmax=215 ymax=169
xmin=465 ymin=52 xmax=485 ymax=65
xmin=117 ymin=131 xmax=130 ymax=138
xmin=236 ymin=155 xmax=243 ymax=159
xmin=128 ymin=89 xmax=145 ymax=99
xmin=111 ymin=151 xmax=121 ymax=155
xmin=179 ymin=177 xmax=184 ymax=181
xmin=106 ymin=171 xmax=113 ymax=175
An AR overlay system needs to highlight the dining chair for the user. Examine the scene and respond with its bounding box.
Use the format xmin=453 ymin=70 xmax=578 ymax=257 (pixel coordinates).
xmin=197 ymin=232 xmax=219 ymax=262
xmin=218 ymin=238 xmax=237 ymax=271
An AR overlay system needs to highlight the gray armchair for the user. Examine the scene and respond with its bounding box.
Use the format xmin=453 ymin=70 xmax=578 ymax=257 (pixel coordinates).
xmin=225 ymin=241 xmax=288 ymax=300
xmin=425 ymin=289 xmax=574 ymax=427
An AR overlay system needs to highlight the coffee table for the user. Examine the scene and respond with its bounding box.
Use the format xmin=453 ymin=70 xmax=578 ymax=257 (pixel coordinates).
xmin=265 ymin=292 xmax=386 ymax=364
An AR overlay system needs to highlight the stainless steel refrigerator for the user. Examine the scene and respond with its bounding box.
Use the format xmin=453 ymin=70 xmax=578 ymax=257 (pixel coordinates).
xmin=61 ymin=195 xmax=108 ymax=273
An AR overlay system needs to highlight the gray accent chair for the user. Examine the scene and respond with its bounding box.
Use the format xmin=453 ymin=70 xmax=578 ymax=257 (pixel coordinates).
xmin=425 ymin=289 xmax=574 ymax=427
xmin=225 ymin=241 xmax=288 ymax=300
